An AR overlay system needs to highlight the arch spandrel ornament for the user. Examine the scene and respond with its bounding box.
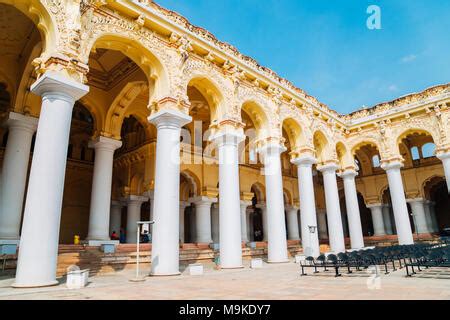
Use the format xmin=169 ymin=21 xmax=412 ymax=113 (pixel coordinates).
xmin=180 ymin=57 xmax=234 ymax=123
xmin=79 ymin=7 xmax=178 ymax=102
xmin=237 ymin=85 xmax=280 ymax=139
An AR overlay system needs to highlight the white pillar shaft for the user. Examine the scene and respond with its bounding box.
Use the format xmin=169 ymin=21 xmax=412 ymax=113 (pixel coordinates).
xmin=110 ymin=203 xmax=122 ymax=235
xmin=126 ymin=200 xmax=143 ymax=243
xmin=262 ymin=147 xmax=288 ymax=262
xmin=423 ymin=203 xmax=434 ymax=232
xmin=409 ymin=200 xmax=429 ymax=234
xmin=430 ymin=205 xmax=439 ymax=232
xmin=369 ymin=205 xmax=386 ymax=236
xmin=286 ymin=209 xmax=300 ymax=240
xmin=211 ymin=205 xmax=219 ymax=243
xmin=261 ymin=206 xmax=268 ymax=241
xmin=382 ymin=206 xmax=393 ymax=235
xmin=294 ymin=160 xmax=320 ymax=257
xmin=0 ymin=116 xmax=37 ymax=239
xmin=246 ymin=210 xmax=253 ymax=241
xmin=194 ymin=202 xmax=213 ymax=243
xmin=217 ymin=136 xmax=242 ymax=268
xmin=149 ymin=110 xmax=190 ymax=276
xmin=321 ymin=166 xmax=345 ymax=253
xmin=341 ymin=173 xmax=365 ymax=249
xmin=87 ymin=138 xmax=121 ymax=241
xmin=14 ymin=73 xmax=88 ymax=288
xmin=317 ymin=211 xmax=328 ymax=240
xmin=384 ymin=165 xmax=414 ymax=244
xmin=240 ymin=202 xmax=250 ymax=243
xmin=179 ymin=203 xmax=188 ymax=244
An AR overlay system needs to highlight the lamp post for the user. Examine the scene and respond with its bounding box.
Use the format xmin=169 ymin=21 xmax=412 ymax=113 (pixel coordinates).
xmin=130 ymin=220 xmax=154 ymax=282
xmin=410 ymin=212 xmax=420 ymax=242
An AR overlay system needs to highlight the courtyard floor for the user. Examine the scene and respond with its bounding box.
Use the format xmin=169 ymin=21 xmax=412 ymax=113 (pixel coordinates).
xmin=0 ymin=259 xmax=449 ymax=300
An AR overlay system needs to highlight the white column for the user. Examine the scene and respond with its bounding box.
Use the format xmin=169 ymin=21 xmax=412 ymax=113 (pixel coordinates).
xmin=190 ymin=196 xmax=216 ymax=243
xmin=246 ymin=208 xmax=253 ymax=241
xmin=316 ymin=209 xmax=328 ymax=240
xmin=86 ymin=136 xmax=122 ymax=241
xmin=212 ymin=131 xmax=244 ymax=268
xmin=13 ymin=72 xmax=89 ymax=287
xmin=367 ymin=203 xmax=386 ymax=236
xmin=258 ymin=143 xmax=288 ymax=263
xmin=125 ymin=195 xmax=148 ymax=243
xmin=211 ymin=203 xmax=219 ymax=244
xmin=429 ymin=202 xmax=439 ymax=232
xmin=381 ymin=161 xmax=414 ymax=244
xmin=407 ymin=198 xmax=430 ymax=234
xmin=240 ymin=201 xmax=252 ymax=243
xmin=179 ymin=201 xmax=190 ymax=244
xmin=291 ymin=155 xmax=320 ymax=257
xmin=318 ymin=163 xmax=345 ymax=253
xmin=382 ymin=204 xmax=394 ymax=235
xmin=423 ymin=201 xmax=434 ymax=232
xmin=110 ymin=201 xmax=123 ymax=235
xmin=149 ymin=109 xmax=191 ymax=276
xmin=437 ymin=152 xmax=450 ymax=193
xmin=286 ymin=206 xmax=300 ymax=240
xmin=339 ymin=169 xmax=365 ymax=249
xmin=256 ymin=202 xmax=268 ymax=241
xmin=0 ymin=113 xmax=38 ymax=240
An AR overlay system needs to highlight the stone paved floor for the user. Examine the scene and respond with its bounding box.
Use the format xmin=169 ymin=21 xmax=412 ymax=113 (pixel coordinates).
xmin=0 ymin=260 xmax=449 ymax=300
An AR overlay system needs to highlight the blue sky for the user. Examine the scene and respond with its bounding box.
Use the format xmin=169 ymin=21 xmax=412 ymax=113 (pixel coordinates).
xmin=156 ymin=0 xmax=450 ymax=114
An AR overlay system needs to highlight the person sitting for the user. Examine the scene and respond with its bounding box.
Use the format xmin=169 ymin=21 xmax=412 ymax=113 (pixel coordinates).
xmin=111 ymin=230 xmax=119 ymax=240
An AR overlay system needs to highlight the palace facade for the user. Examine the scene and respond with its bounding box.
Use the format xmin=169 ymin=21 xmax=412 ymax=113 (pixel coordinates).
xmin=0 ymin=0 xmax=449 ymax=287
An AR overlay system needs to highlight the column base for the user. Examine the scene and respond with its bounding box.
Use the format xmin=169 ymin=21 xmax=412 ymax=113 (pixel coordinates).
xmin=220 ymin=265 xmax=244 ymax=270
xmin=266 ymin=259 xmax=290 ymax=264
xmin=11 ymin=280 xmax=59 ymax=288
xmin=82 ymin=240 xmax=119 ymax=246
xmin=149 ymin=271 xmax=181 ymax=277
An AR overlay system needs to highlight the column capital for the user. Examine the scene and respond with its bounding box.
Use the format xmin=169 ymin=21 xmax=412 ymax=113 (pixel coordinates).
xmin=291 ymin=154 xmax=317 ymax=167
xmin=317 ymin=162 xmax=339 ymax=174
xmin=209 ymin=129 xmax=245 ymax=147
xmin=31 ymin=71 xmax=89 ymax=101
xmin=406 ymin=197 xmax=425 ymax=204
xmin=380 ymin=159 xmax=404 ymax=171
xmin=256 ymin=139 xmax=287 ymax=157
xmin=3 ymin=112 xmax=38 ymax=133
xmin=89 ymin=136 xmax=122 ymax=151
xmin=240 ymin=200 xmax=252 ymax=207
xmin=366 ymin=202 xmax=383 ymax=209
xmin=148 ymin=109 xmax=191 ymax=129
xmin=122 ymin=195 xmax=148 ymax=205
xmin=111 ymin=200 xmax=124 ymax=207
xmin=255 ymin=202 xmax=266 ymax=209
xmin=189 ymin=196 xmax=217 ymax=206
xmin=338 ymin=169 xmax=358 ymax=179
xmin=285 ymin=205 xmax=300 ymax=212
xmin=436 ymin=151 xmax=450 ymax=161
xmin=180 ymin=201 xmax=191 ymax=209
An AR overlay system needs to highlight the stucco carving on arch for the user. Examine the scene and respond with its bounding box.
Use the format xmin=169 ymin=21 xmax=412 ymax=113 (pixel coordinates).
xmin=104 ymin=81 xmax=148 ymax=140
xmin=279 ymin=102 xmax=313 ymax=149
xmin=179 ymin=57 xmax=234 ymax=123
xmin=237 ymin=85 xmax=280 ymax=138
xmin=79 ymin=8 xmax=179 ymax=101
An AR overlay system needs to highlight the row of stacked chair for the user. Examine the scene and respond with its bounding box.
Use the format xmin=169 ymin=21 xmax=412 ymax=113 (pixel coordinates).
xmin=299 ymin=241 xmax=449 ymax=277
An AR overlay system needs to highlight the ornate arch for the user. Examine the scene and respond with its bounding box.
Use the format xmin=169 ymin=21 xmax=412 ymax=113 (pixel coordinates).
xmin=80 ymin=25 xmax=175 ymax=102
xmin=104 ymin=81 xmax=148 ymax=139
xmin=180 ymin=169 xmax=201 ymax=197
xmin=251 ymin=182 xmax=266 ymax=203
xmin=181 ymin=58 xmax=233 ymax=123
xmin=0 ymin=0 xmax=58 ymax=58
